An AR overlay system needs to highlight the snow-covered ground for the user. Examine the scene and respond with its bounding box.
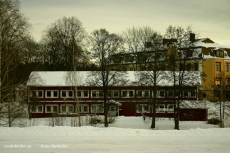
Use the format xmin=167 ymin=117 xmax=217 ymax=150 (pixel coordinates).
xmin=1 ymin=116 xmax=230 ymax=153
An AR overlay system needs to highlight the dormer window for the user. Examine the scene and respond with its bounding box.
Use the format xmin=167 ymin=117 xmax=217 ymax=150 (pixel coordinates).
xmin=215 ymin=50 xmax=224 ymax=57
xmin=186 ymin=50 xmax=193 ymax=57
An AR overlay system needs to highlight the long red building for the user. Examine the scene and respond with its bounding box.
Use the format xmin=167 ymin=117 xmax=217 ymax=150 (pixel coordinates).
xmin=27 ymin=71 xmax=207 ymax=121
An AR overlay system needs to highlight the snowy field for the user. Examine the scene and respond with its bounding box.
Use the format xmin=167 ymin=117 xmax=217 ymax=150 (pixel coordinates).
xmin=1 ymin=116 xmax=230 ymax=153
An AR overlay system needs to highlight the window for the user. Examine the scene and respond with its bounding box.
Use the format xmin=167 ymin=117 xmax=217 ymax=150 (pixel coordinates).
xmin=108 ymin=90 xmax=119 ymax=98
xmin=186 ymin=50 xmax=193 ymax=57
xmin=186 ymin=63 xmax=192 ymax=71
xmin=61 ymin=90 xmax=73 ymax=98
xmin=30 ymin=90 xmax=43 ymax=98
xmin=157 ymin=90 xmax=165 ymax=98
xmin=167 ymin=90 xmax=174 ymax=98
xmin=194 ymin=63 xmax=199 ymax=70
xmin=136 ymin=104 xmax=150 ymax=113
xmin=78 ymin=105 xmax=89 ymax=113
xmin=109 ymin=105 xmax=117 ymax=111
xmin=174 ymin=90 xmax=180 ymax=97
xmin=216 ymin=50 xmax=224 ymax=57
xmin=190 ymin=90 xmax=196 ymax=98
xmin=157 ymin=104 xmax=165 ymax=113
xmin=184 ymin=90 xmax=189 ymax=98
xmin=226 ymin=63 xmax=230 ymax=72
xmin=215 ymin=78 xmax=221 ymax=89
xmin=121 ymin=90 xmax=134 ymax=98
xmin=91 ymin=105 xmax=104 ymax=113
xmin=91 ymin=90 xmax=103 ymax=98
xmin=46 ymin=105 xmax=58 ymax=113
xmin=216 ymin=63 xmax=221 ymax=72
xmin=31 ymin=105 xmax=43 ymax=113
xmin=46 ymin=90 xmax=58 ymax=98
xmin=77 ymin=90 xmax=89 ymax=98
xmin=167 ymin=105 xmax=174 ymax=113
xmin=137 ymin=90 xmax=150 ymax=98
xmin=113 ymin=56 xmax=122 ymax=64
xmin=61 ymin=105 xmax=73 ymax=113
xmin=124 ymin=56 xmax=134 ymax=62
xmin=184 ymin=90 xmax=196 ymax=98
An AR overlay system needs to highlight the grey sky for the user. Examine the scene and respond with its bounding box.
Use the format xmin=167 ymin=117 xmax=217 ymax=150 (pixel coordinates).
xmin=20 ymin=0 xmax=230 ymax=47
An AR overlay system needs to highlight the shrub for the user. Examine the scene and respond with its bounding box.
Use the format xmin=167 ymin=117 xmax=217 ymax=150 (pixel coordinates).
xmin=89 ymin=116 xmax=103 ymax=126
xmin=207 ymin=118 xmax=221 ymax=125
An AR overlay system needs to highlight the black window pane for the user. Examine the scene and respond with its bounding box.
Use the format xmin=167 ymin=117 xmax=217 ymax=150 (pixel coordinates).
xmin=53 ymin=91 xmax=58 ymax=97
xmin=129 ymin=91 xmax=133 ymax=97
xmin=53 ymin=106 xmax=58 ymax=112
xmin=84 ymin=91 xmax=88 ymax=97
xmin=38 ymin=106 xmax=42 ymax=112
xmin=62 ymin=91 xmax=67 ymax=97
xmin=32 ymin=91 xmax=36 ymax=97
xmin=47 ymin=91 xmax=51 ymax=97
xmin=68 ymin=91 xmax=73 ymax=97
xmin=77 ymin=91 xmax=82 ymax=97
xmin=47 ymin=106 xmax=51 ymax=112
xmin=32 ymin=106 xmax=36 ymax=112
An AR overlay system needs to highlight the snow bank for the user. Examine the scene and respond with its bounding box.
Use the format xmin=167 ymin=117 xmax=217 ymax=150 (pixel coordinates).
xmin=1 ymin=126 xmax=229 ymax=137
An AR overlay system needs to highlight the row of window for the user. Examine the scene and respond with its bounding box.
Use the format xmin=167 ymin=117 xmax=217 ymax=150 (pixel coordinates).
xmin=31 ymin=104 xmax=173 ymax=114
xmin=31 ymin=90 xmax=196 ymax=99
xmin=136 ymin=104 xmax=174 ymax=113
xmin=216 ymin=62 xmax=230 ymax=72
xmin=31 ymin=104 xmax=104 ymax=113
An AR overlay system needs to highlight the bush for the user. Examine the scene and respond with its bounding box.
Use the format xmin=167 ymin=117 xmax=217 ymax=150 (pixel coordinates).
xmin=89 ymin=116 xmax=103 ymax=126
xmin=207 ymin=118 xmax=221 ymax=125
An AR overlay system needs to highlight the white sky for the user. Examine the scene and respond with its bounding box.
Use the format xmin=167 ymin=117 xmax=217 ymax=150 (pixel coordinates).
xmin=20 ymin=0 xmax=230 ymax=47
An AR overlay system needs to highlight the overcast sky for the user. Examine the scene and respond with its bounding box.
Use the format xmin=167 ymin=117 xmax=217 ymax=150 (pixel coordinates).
xmin=20 ymin=0 xmax=230 ymax=47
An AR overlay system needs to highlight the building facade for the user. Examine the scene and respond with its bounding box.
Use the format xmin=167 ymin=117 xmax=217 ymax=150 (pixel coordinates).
xmin=109 ymin=34 xmax=230 ymax=101
xmin=27 ymin=71 xmax=207 ymax=121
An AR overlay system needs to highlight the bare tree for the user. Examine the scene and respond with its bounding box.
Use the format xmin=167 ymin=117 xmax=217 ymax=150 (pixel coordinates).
xmin=122 ymin=26 xmax=160 ymax=70
xmin=89 ymin=29 xmax=126 ymax=127
xmin=164 ymin=25 xmax=200 ymax=130
xmin=135 ymin=31 xmax=168 ymax=129
xmin=0 ymin=0 xmax=31 ymax=127
xmin=41 ymin=17 xmax=89 ymax=70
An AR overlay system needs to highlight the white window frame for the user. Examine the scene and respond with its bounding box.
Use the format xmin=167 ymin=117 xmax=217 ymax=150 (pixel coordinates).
xmin=157 ymin=104 xmax=165 ymax=113
xmin=157 ymin=90 xmax=165 ymax=98
xmin=216 ymin=62 xmax=221 ymax=72
xmin=91 ymin=104 xmax=104 ymax=113
xmin=30 ymin=90 xmax=43 ymax=98
xmin=91 ymin=90 xmax=103 ymax=98
xmin=61 ymin=90 xmax=73 ymax=98
xmin=60 ymin=105 xmax=74 ymax=113
xmin=45 ymin=105 xmax=59 ymax=113
xmin=78 ymin=105 xmax=89 ymax=113
xmin=121 ymin=90 xmax=134 ymax=98
xmin=167 ymin=90 xmax=174 ymax=98
xmin=46 ymin=90 xmax=59 ymax=98
xmin=137 ymin=90 xmax=150 ymax=98
xmin=109 ymin=105 xmax=117 ymax=111
xmin=31 ymin=105 xmax=43 ymax=113
xmin=184 ymin=90 xmax=196 ymax=98
xmin=77 ymin=90 xmax=89 ymax=98
xmin=226 ymin=63 xmax=230 ymax=72
xmin=167 ymin=104 xmax=174 ymax=113
xmin=108 ymin=90 xmax=119 ymax=98
xmin=136 ymin=104 xmax=150 ymax=113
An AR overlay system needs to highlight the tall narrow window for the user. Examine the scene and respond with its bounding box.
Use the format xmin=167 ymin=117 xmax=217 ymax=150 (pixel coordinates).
xmin=226 ymin=63 xmax=230 ymax=72
xmin=216 ymin=63 xmax=221 ymax=72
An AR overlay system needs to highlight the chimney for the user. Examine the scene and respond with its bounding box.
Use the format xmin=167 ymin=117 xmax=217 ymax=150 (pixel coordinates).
xmin=190 ymin=33 xmax=195 ymax=42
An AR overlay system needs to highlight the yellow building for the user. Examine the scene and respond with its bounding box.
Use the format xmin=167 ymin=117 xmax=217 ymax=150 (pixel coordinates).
xmin=109 ymin=35 xmax=230 ymax=101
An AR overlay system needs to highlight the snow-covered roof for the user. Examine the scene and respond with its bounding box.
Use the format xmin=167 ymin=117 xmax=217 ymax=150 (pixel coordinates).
xmin=194 ymin=41 xmax=229 ymax=49
xmin=27 ymin=71 xmax=201 ymax=87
